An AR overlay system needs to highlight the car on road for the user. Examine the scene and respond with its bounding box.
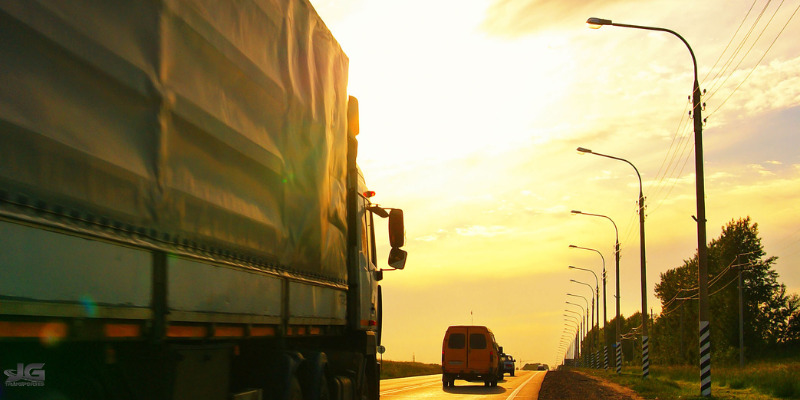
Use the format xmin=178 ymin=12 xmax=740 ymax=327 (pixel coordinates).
xmin=538 ymin=363 xmax=549 ymax=371
xmin=501 ymin=354 xmax=516 ymax=376
xmin=442 ymin=325 xmax=502 ymax=388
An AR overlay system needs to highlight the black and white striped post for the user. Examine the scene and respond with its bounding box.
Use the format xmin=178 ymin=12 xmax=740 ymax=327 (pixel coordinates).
xmin=604 ymin=345 xmax=609 ymax=369
xmin=642 ymin=335 xmax=650 ymax=378
xmin=615 ymin=341 xmax=622 ymax=373
xmin=700 ymin=321 xmax=711 ymax=395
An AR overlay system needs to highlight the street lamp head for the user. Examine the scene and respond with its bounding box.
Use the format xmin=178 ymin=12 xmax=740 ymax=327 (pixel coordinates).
xmin=586 ymin=17 xmax=612 ymax=29
xmin=570 ymin=279 xmax=579 ymax=283
xmin=568 ymin=265 xmax=576 ymax=269
xmin=569 ymin=244 xmax=577 ymax=248
xmin=576 ymin=147 xmax=592 ymax=154
xmin=571 ymin=210 xmax=582 ymax=214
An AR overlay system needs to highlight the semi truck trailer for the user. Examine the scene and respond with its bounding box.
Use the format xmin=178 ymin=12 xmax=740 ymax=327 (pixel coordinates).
xmin=0 ymin=1 xmax=407 ymax=399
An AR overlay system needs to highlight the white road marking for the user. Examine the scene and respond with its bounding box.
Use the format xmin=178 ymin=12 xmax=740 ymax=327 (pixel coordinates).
xmin=380 ymin=380 xmax=441 ymax=395
xmin=505 ymin=371 xmax=543 ymax=400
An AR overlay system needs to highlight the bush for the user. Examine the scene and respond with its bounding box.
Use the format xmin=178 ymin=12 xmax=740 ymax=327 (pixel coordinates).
xmin=380 ymin=360 xmax=441 ymax=379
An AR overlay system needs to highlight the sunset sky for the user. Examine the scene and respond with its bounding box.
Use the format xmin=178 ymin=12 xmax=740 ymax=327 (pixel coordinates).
xmin=309 ymin=0 xmax=800 ymax=367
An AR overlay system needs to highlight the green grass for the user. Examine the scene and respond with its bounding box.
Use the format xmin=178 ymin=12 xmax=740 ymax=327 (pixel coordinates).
xmin=379 ymin=360 xmax=441 ymax=379
xmin=653 ymin=362 xmax=800 ymax=399
xmin=576 ymin=362 xmax=800 ymax=400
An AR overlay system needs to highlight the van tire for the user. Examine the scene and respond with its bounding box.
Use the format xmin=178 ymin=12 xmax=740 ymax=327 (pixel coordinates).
xmin=442 ymin=374 xmax=452 ymax=388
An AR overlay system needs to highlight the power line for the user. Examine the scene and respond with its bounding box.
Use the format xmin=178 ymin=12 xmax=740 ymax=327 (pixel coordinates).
xmin=700 ymin=0 xmax=762 ymax=85
xmin=646 ymin=1 xmax=799 ymax=219
xmin=705 ymin=0 xmax=788 ymax=102
xmin=648 ymin=0 xmax=761 ymax=209
xmin=707 ymin=1 xmax=800 ymax=118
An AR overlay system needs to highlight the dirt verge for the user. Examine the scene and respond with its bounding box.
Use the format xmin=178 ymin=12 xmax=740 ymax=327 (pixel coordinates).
xmin=537 ymin=370 xmax=645 ymax=400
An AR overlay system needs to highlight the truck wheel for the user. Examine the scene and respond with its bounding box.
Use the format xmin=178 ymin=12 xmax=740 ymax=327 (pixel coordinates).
xmin=288 ymin=376 xmax=303 ymax=400
xmin=511 ymin=371 xmax=515 ymax=377
xmin=299 ymin=352 xmax=331 ymax=400
xmin=317 ymin=375 xmax=331 ymax=400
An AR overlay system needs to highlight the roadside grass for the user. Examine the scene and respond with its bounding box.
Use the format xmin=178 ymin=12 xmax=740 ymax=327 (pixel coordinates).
xmin=577 ymin=362 xmax=800 ymax=400
xmin=380 ymin=360 xmax=441 ymax=379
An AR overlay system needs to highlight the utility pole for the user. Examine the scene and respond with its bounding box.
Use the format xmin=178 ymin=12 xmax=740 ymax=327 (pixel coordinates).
xmin=693 ymin=72 xmax=711 ymax=397
xmin=615 ymin=241 xmax=621 ymax=373
xmin=638 ymin=188 xmax=649 ymax=379
xmin=738 ymin=261 xmax=745 ymax=367
xmin=585 ymin=18 xmax=708 ymax=393
xmin=680 ymin=301 xmax=684 ymax=361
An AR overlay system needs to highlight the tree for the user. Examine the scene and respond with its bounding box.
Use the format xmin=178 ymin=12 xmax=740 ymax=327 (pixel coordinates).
xmin=653 ymin=217 xmax=797 ymax=364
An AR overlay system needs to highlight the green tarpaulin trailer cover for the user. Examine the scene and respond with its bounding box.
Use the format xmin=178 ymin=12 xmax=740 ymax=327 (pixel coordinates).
xmin=0 ymin=0 xmax=351 ymax=284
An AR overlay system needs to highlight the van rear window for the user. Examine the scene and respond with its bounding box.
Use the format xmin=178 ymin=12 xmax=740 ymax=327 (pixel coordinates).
xmin=448 ymin=333 xmax=466 ymax=349
xmin=469 ymin=333 xmax=487 ymax=349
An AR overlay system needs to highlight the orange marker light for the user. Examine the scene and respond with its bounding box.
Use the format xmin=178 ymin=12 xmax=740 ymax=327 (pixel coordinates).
xmin=363 ymin=191 xmax=376 ymax=198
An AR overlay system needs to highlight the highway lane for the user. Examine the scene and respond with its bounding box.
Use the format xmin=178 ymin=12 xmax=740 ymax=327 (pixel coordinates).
xmin=380 ymin=370 xmax=546 ymax=400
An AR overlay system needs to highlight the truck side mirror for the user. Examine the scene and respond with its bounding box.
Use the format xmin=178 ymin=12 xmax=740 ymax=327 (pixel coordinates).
xmin=388 ymin=209 xmax=405 ymax=248
xmin=388 ymin=248 xmax=407 ymax=270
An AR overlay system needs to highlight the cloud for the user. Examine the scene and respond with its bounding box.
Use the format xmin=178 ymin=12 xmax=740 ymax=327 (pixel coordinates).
xmin=456 ymin=225 xmax=512 ymax=237
xmin=481 ymin=0 xmax=630 ymax=36
xmin=749 ymin=163 xmax=775 ymax=177
xmin=708 ymin=56 xmax=800 ymax=121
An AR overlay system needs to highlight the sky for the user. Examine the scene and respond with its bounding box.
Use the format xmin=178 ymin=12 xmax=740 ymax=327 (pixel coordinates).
xmin=308 ymin=0 xmax=800 ymax=367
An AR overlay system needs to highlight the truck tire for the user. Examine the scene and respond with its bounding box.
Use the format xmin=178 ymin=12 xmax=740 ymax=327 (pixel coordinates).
xmin=289 ymin=376 xmax=303 ymax=400
xmin=299 ymin=352 xmax=331 ymax=400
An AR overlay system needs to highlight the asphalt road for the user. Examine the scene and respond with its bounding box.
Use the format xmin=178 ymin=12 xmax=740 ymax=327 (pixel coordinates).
xmin=380 ymin=370 xmax=547 ymax=400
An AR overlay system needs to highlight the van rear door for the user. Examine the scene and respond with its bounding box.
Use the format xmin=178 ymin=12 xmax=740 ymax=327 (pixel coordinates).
xmin=444 ymin=327 xmax=467 ymax=370
xmin=467 ymin=328 xmax=491 ymax=371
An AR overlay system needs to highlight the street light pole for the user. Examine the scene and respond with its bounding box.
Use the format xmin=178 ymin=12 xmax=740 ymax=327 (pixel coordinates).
xmin=568 ymin=293 xmax=590 ymax=366
xmin=567 ymin=295 xmax=589 ymax=335
xmin=570 ymin=248 xmax=607 ymax=369
xmin=566 ymin=302 xmax=586 ymax=347
xmin=565 ymin=316 xmax=582 ymax=363
xmin=572 ymin=210 xmax=621 ymax=373
xmin=586 ymin=17 xmax=709 ymax=395
xmin=572 ymin=279 xmax=598 ymax=368
xmin=576 ymin=147 xmax=649 ymax=378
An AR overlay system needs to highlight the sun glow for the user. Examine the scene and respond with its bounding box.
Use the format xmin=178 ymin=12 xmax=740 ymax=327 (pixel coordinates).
xmin=311 ymin=0 xmax=800 ymax=366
